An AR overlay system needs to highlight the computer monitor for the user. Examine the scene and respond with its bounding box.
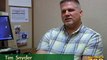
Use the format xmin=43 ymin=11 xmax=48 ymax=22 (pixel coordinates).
xmin=0 ymin=16 xmax=13 ymax=47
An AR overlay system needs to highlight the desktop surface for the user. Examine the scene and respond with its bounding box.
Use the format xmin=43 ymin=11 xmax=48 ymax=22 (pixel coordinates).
xmin=0 ymin=47 xmax=20 ymax=54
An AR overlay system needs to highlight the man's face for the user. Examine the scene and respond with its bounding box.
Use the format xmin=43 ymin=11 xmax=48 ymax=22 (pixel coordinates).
xmin=60 ymin=2 xmax=83 ymax=26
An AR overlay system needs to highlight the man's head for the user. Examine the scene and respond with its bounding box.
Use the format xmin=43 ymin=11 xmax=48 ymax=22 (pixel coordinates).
xmin=60 ymin=0 xmax=83 ymax=27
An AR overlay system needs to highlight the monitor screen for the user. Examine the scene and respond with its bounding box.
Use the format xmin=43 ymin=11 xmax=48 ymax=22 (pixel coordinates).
xmin=0 ymin=16 xmax=13 ymax=41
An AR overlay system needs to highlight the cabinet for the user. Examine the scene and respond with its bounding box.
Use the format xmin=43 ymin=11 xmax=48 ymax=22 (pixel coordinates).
xmin=0 ymin=0 xmax=6 ymax=11
xmin=0 ymin=0 xmax=8 ymax=48
xmin=0 ymin=0 xmax=33 ymax=49
xmin=8 ymin=6 xmax=33 ymax=49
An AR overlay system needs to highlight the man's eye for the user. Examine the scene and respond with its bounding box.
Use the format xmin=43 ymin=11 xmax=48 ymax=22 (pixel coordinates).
xmin=68 ymin=9 xmax=74 ymax=12
xmin=61 ymin=9 xmax=75 ymax=14
xmin=62 ymin=10 xmax=66 ymax=13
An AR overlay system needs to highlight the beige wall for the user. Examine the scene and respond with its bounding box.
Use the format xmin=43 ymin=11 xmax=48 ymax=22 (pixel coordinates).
xmin=34 ymin=0 xmax=63 ymax=47
xmin=34 ymin=0 xmax=107 ymax=58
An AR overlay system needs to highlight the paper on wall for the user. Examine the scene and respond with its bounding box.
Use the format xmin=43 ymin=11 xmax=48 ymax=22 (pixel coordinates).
xmin=8 ymin=0 xmax=31 ymax=7
xmin=10 ymin=7 xmax=29 ymax=22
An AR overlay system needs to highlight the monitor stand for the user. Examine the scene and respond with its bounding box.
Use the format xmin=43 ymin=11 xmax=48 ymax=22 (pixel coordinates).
xmin=0 ymin=40 xmax=8 ymax=49
xmin=0 ymin=41 xmax=20 ymax=54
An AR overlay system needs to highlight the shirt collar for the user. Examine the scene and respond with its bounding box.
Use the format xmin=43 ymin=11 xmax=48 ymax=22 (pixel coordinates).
xmin=62 ymin=24 xmax=83 ymax=35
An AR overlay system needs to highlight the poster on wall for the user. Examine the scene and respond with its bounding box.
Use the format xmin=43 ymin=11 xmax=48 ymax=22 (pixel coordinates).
xmin=10 ymin=7 xmax=29 ymax=22
xmin=14 ymin=25 xmax=28 ymax=47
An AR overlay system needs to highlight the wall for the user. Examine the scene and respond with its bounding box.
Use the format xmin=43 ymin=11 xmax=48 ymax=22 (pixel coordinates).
xmin=80 ymin=0 xmax=107 ymax=58
xmin=34 ymin=0 xmax=63 ymax=47
xmin=34 ymin=0 xmax=107 ymax=59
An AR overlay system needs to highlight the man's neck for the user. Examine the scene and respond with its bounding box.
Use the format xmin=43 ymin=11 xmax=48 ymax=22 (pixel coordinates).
xmin=64 ymin=23 xmax=82 ymax=35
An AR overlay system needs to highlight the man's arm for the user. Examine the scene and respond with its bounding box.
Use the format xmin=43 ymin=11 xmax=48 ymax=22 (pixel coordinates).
xmin=36 ymin=30 xmax=52 ymax=54
xmin=36 ymin=50 xmax=47 ymax=54
xmin=82 ymin=34 xmax=103 ymax=60
xmin=82 ymin=56 xmax=89 ymax=60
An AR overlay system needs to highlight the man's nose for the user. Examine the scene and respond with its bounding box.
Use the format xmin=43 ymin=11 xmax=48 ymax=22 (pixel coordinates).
xmin=65 ymin=10 xmax=70 ymax=16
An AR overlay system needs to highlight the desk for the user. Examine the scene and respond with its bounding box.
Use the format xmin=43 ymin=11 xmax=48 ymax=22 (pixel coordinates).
xmin=20 ymin=48 xmax=37 ymax=54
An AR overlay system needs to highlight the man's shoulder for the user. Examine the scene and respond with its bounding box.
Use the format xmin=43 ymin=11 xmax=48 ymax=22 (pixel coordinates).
xmin=82 ymin=25 xmax=101 ymax=36
xmin=48 ymin=26 xmax=63 ymax=32
xmin=43 ymin=26 xmax=63 ymax=37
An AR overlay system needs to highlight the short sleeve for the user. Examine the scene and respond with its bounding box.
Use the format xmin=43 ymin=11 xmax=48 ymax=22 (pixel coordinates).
xmin=36 ymin=30 xmax=52 ymax=51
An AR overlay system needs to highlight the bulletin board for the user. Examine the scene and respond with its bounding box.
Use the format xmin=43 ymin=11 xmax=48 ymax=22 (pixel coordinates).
xmin=6 ymin=0 xmax=33 ymax=49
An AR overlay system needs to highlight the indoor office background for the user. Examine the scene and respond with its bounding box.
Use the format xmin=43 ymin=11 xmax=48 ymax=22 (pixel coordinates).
xmin=34 ymin=0 xmax=107 ymax=59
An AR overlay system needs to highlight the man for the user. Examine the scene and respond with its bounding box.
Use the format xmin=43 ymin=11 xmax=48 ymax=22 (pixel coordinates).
xmin=36 ymin=0 xmax=103 ymax=60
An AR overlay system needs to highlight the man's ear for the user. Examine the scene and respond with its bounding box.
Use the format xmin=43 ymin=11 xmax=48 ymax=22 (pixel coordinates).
xmin=80 ymin=10 xmax=83 ymax=16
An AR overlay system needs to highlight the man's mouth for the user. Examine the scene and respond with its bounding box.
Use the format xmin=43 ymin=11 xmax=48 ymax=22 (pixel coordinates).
xmin=64 ymin=18 xmax=72 ymax=22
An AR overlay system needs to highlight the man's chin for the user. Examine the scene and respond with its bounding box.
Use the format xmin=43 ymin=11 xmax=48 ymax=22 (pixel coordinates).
xmin=64 ymin=22 xmax=73 ymax=26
